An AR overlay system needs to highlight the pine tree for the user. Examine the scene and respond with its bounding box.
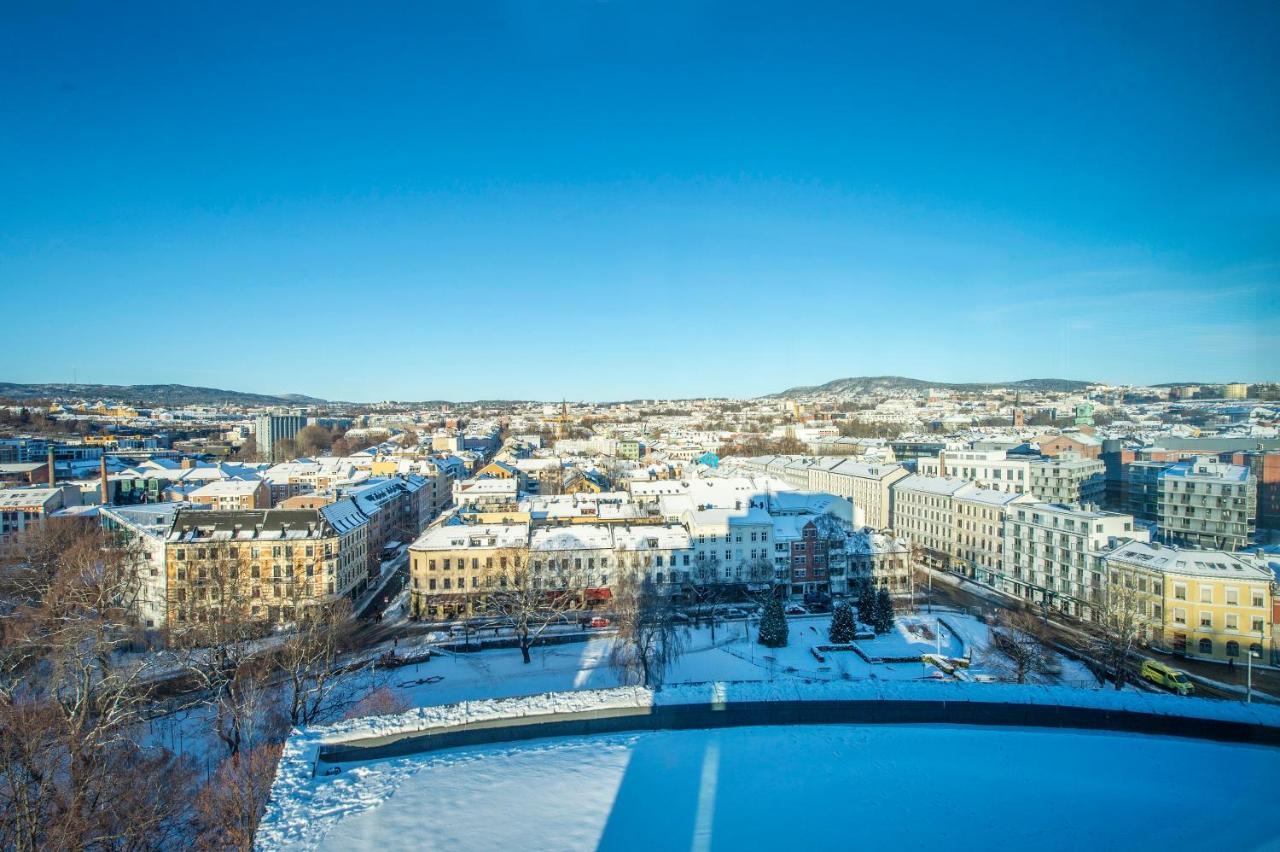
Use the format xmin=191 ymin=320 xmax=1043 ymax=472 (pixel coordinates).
xmin=829 ymin=602 xmax=857 ymax=643
xmin=856 ymin=581 xmax=876 ymax=627
xmin=757 ymin=597 xmax=789 ymax=648
xmin=872 ymin=587 xmax=895 ymax=634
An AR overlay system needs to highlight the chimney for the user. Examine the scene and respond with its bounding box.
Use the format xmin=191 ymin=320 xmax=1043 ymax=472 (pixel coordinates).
xmin=47 ymin=447 xmax=56 ymax=487
xmin=100 ymin=456 xmax=110 ymax=505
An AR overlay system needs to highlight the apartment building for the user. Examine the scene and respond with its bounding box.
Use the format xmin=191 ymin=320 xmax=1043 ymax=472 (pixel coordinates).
xmin=263 ymin=458 xmax=363 ymax=504
xmin=920 ymin=448 xmax=1104 ymax=506
xmin=0 ymin=486 xmax=75 ymax=554
xmin=1156 ymin=457 xmax=1256 ymax=550
xmin=952 ymin=487 xmax=1035 ymax=581
xmin=611 ymin=524 xmax=694 ymax=589
xmin=453 ymin=477 xmax=520 ymax=512
xmin=1226 ymin=450 xmax=1280 ymax=532
xmin=1028 ymin=452 xmax=1105 ymax=506
xmin=319 ymin=498 xmax=370 ymax=602
xmin=188 ymin=478 xmax=271 ymax=511
xmin=1105 ymin=540 xmax=1273 ymax=664
xmin=100 ymin=502 xmax=200 ymax=630
xmin=888 ymin=475 xmax=969 ymax=566
xmin=772 ymin=515 xmax=833 ymax=599
xmin=1000 ymin=503 xmax=1147 ymax=620
xmin=917 ymin=450 xmax=1030 ymax=494
xmin=164 ymin=509 xmax=343 ymax=629
xmin=409 ymin=523 xmax=529 ymax=619
xmin=254 ymin=413 xmax=307 ymax=462
xmin=846 ymin=529 xmax=911 ymax=594
xmin=659 ymin=482 xmax=775 ymax=585
xmin=804 ymin=458 xmax=908 ymax=529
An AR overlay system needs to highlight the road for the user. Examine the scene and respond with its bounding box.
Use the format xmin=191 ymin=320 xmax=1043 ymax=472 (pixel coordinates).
xmin=919 ymin=568 xmax=1278 ymax=703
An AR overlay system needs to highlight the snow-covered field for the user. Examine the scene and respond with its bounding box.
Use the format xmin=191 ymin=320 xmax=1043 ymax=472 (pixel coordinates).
xmin=307 ymin=724 xmax=1279 ymax=851
xmin=358 ymin=609 xmax=1092 ymax=712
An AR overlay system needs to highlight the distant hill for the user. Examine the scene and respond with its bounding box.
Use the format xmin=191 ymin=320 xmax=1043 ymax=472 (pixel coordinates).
xmin=0 ymin=382 xmax=329 ymax=408
xmin=767 ymin=376 xmax=1097 ymax=398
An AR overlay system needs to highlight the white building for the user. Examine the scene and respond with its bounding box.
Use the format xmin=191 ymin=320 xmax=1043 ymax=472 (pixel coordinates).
xmin=1001 ymin=503 xmax=1148 ymax=619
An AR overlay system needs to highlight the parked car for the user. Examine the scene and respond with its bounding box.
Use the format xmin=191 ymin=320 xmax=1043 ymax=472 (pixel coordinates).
xmin=1140 ymin=660 xmax=1194 ymax=695
xmin=589 ymin=617 xmax=611 ymax=628
xmin=784 ymin=604 xmax=809 ymax=616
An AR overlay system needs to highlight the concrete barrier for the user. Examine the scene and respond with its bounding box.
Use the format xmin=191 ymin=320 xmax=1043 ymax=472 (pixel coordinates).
xmin=318 ymin=697 xmax=1280 ymax=765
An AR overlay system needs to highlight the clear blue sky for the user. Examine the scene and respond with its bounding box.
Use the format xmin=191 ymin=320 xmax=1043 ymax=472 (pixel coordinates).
xmin=2 ymin=2 xmax=1277 ymax=401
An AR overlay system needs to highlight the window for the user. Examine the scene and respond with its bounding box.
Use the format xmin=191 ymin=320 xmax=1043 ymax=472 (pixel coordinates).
xmin=1253 ymin=591 xmax=1265 ymax=608
xmin=1226 ymin=588 xmax=1238 ymax=606
xmin=1174 ymin=584 xmax=1187 ymax=601
xmin=1252 ymin=617 xmax=1265 ymax=633
xmin=1226 ymin=614 xmax=1238 ymax=630
xmin=1173 ymin=608 xmax=1186 ymax=626
xmin=1199 ymin=612 xmax=1212 ymax=628
xmin=1198 ymin=638 xmax=1212 ymax=654
xmin=1226 ymin=641 xmax=1240 ymax=657
xmin=1199 ymin=587 xmax=1213 ymax=604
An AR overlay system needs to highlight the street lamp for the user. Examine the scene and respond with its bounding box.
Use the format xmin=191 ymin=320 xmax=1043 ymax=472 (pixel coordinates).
xmin=1247 ymin=627 xmax=1263 ymax=704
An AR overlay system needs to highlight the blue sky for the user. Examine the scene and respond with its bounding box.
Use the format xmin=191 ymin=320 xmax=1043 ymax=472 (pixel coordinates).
xmin=2 ymin=2 xmax=1277 ymax=401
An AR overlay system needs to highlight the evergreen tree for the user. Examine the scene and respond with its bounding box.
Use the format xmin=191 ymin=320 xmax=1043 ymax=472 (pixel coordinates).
xmin=856 ymin=581 xmax=876 ymax=627
xmin=757 ymin=597 xmax=789 ymax=648
xmin=872 ymin=587 xmax=895 ymax=634
xmin=828 ymin=602 xmax=857 ymax=643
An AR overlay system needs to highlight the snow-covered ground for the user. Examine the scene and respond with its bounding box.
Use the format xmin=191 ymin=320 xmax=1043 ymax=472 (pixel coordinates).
xmin=147 ymin=607 xmax=1115 ymax=773
xmin=304 ymin=724 xmax=1279 ymax=851
xmin=358 ymin=609 xmax=1093 ymax=711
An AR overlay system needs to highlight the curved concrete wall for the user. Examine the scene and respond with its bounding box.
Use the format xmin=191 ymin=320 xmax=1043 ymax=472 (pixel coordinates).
xmin=318 ymin=698 xmax=1280 ymax=765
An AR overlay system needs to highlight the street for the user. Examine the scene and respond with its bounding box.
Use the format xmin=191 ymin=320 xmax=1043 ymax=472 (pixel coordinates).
xmin=918 ymin=567 xmax=1280 ymax=703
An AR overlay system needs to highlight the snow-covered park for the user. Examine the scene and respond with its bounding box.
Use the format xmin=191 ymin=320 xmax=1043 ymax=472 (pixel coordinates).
xmin=301 ymin=723 xmax=1277 ymax=851
xmin=353 ymin=608 xmax=1096 ymax=712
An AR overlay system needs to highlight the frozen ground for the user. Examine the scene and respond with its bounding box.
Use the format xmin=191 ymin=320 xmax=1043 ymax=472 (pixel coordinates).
xmin=361 ymin=609 xmax=1094 ymax=711
xmin=308 ymin=724 xmax=1279 ymax=851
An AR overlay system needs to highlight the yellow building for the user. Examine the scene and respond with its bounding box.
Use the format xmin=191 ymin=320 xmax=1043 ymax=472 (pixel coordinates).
xmin=1106 ymin=541 xmax=1273 ymax=664
xmin=409 ymin=523 xmax=530 ymax=619
xmin=1223 ymin=383 xmax=1249 ymax=400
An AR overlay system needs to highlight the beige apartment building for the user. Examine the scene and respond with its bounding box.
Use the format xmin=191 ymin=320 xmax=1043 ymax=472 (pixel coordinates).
xmin=165 ymin=509 xmax=346 ymax=629
xmin=409 ymin=523 xmax=530 ymax=619
xmin=805 ymin=459 xmax=908 ymax=530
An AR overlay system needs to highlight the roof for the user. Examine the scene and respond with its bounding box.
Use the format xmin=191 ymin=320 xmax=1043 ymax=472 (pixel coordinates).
xmin=893 ymin=474 xmax=971 ymax=497
xmin=320 ymin=498 xmax=368 ymax=535
xmin=1105 ymin=540 xmax=1271 ymax=581
xmin=168 ymin=508 xmax=332 ymax=541
xmin=530 ymin=525 xmax=615 ymax=552
xmin=0 ymin=487 xmax=63 ymax=509
xmin=411 ymin=523 xmax=529 ymax=551
xmin=189 ymin=479 xmax=264 ymax=497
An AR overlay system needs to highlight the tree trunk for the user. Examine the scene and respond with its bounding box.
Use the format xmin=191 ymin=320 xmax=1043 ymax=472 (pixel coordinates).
xmin=520 ymin=636 xmax=532 ymax=664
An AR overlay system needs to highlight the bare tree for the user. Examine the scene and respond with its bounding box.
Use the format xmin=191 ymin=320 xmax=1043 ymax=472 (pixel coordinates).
xmin=980 ymin=610 xmax=1061 ymax=684
xmin=294 ymin=424 xmax=334 ymax=457
xmin=479 ymin=550 xmax=583 ymax=664
xmin=193 ymin=743 xmax=283 ymax=852
xmin=1089 ymin=573 xmax=1148 ymax=690
xmin=273 ymin=596 xmax=362 ymax=726
xmin=609 ymin=574 xmax=686 ymax=688
xmin=682 ymin=554 xmax=723 ymax=638
xmin=0 ymin=520 xmax=194 ymax=850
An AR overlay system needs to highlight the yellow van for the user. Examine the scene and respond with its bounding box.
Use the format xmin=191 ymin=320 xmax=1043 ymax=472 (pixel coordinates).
xmin=1141 ymin=660 xmax=1194 ymax=695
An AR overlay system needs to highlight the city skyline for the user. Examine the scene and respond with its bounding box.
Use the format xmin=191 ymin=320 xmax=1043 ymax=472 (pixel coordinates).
xmin=3 ymin=2 xmax=1278 ymax=399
